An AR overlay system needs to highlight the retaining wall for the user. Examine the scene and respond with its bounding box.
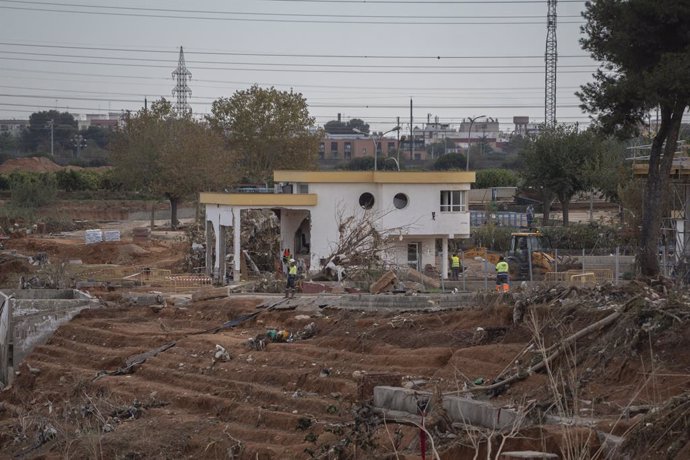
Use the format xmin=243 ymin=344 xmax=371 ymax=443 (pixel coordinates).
xmin=0 ymin=289 xmax=98 ymax=386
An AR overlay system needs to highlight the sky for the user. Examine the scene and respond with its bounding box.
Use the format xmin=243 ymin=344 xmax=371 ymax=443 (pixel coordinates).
xmin=0 ymin=0 xmax=600 ymax=133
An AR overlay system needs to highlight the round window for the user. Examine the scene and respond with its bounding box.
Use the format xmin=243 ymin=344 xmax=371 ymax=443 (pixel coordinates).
xmin=359 ymin=192 xmax=375 ymax=210
xmin=393 ymin=193 xmax=409 ymax=209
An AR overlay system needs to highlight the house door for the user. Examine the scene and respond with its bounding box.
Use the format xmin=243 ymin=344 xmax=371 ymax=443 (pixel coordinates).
xmin=407 ymin=243 xmax=420 ymax=271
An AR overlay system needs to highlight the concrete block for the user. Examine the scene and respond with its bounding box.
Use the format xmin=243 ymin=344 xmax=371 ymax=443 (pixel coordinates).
xmin=373 ymin=386 xmax=526 ymax=432
xmin=358 ymin=374 xmax=403 ymax=401
xmin=373 ymin=386 xmax=432 ymax=414
xmin=443 ymin=395 xmax=520 ymax=431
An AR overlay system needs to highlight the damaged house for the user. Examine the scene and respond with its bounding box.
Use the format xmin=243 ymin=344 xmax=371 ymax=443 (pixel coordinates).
xmin=200 ymin=170 xmax=475 ymax=281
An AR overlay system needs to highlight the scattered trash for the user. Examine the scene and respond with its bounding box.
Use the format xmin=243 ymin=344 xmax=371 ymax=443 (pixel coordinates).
xmin=319 ymin=368 xmax=331 ymax=378
xmin=211 ymin=344 xmax=231 ymax=367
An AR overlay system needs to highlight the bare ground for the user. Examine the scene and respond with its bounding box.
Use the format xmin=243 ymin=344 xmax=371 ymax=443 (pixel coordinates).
xmin=0 ymin=208 xmax=688 ymax=459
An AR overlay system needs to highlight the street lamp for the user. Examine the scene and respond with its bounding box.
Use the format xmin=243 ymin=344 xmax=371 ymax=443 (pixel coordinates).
xmin=354 ymin=126 xmax=401 ymax=171
xmin=465 ymin=115 xmax=486 ymax=171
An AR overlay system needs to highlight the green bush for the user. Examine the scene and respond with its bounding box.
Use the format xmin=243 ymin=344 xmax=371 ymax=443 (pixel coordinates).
xmin=471 ymin=225 xmax=514 ymax=251
xmin=540 ymin=223 xmax=626 ymax=250
xmin=9 ymin=172 xmax=57 ymax=208
xmin=433 ymin=153 xmax=466 ymax=170
xmin=55 ymin=169 xmax=101 ymax=191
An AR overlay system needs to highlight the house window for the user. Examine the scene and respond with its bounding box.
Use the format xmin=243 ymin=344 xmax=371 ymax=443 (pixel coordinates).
xmin=344 ymin=142 xmax=352 ymax=160
xmin=387 ymin=141 xmax=395 ymax=153
xmin=319 ymin=142 xmax=325 ymax=160
xmin=393 ymin=193 xmax=408 ymax=209
xmin=359 ymin=192 xmax=375 ymax=210
xmin=331 ymin=141 xmax=338 ymax=159
xmin=298 ymin=184 xmax=309 ymax=194
xmin=440 ymin=190 xmax=466 ymax=212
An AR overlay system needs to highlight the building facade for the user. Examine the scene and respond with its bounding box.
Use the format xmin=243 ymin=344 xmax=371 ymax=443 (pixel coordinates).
xmin=200 ymin=170 xmax=475 ymax=282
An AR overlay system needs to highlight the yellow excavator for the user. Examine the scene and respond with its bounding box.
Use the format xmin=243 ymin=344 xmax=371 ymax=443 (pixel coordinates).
xmin=505 ymin=231 xmax=579 ymax=281
xmin=464 ymin=231 xmax=578 ymax=281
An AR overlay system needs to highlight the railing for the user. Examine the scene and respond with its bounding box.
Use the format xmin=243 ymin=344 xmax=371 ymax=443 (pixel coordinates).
xmin=69 ymin=265 xmax=212 ymax=291
xmin=545 ymin=269 xmax=613 ymax=285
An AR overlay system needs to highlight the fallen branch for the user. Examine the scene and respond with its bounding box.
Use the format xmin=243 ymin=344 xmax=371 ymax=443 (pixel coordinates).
xmin=446 ymin=302 xmax=630 ymax=395
xmin=94 ymin=341 xmax=176 ymax=380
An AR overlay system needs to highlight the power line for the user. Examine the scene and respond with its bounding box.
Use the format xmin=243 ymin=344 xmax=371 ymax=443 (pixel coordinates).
xmin=259 ymin=0 xmax=584 ymax=3
xmin=0 ymin=5 xmax=585 ymax=25
xmin=0 ymin=67 xmax=592 ymax=92
xmin=0 ymin=41 xmax=592 ymax=60
xmin=0 ymin=0 xmax=583 ymax=20
xmin=0 ymin=50 xmax=599 ymax=70
xmin=0 ymin=96 xmax=584 ymax=109
xmin=0 ymin=56 xmax=599 ymax=75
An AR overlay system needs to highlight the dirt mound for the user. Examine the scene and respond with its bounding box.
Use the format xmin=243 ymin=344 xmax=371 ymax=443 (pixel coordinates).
xmin=0 ymin=157 xmax=63 ymax=174
xmin=0 ymin=253 xmax=33 ymax=285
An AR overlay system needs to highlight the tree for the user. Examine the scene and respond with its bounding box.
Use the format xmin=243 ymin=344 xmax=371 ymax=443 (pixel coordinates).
xmin=112 ymin=99 xmax=232 ymax=228
xmin=340 ymin=157 xmax=374 ymax=171
xmin=520 ymin=126 xmax=603 ymax=226
xmin=82 ymin=125 xmax=112 ymax=149
xmin=207 ymin=85 xmax=320 ymax=183
xmin=433 ymin=152 xmax=466 ymax=171
xmin=324 ymin=118 xmax=370 ymax=135
xmin=0 ymin=132 xmax=17 ymax=154
xmin=474 ymin=168 xmax=519 ymax=189
xmin=578 ymin=0 xmax=690 ymax=276
xmin=21 ymin=110 xmax=77 ymax=153
xmin=426 ymin=139 xmax=454 ymax=159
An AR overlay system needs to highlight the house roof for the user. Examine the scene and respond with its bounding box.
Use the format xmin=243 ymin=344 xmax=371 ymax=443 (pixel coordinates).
xmin=273 ymin=170 xmax=475 ymax=184
xmin=200 ymin=192 xmax=318 ymax=207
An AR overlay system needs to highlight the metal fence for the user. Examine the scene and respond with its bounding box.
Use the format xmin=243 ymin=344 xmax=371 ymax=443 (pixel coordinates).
xmin=470 ymin=211 xmax=528 ymax=228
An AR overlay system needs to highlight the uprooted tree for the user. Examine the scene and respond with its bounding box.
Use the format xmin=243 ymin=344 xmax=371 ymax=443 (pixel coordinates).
xmin=321 ymin=205 xmax=413 ymax=280
xmin=111 ymin=99 xmax=233 ymax=228
xmin=578 ymin=0 xmax=690 ymax=276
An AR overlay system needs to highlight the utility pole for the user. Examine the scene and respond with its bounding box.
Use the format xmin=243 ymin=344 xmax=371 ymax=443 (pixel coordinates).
xmin=545 ymin=0 xmax=558 ymax=127
xmin=72 ymin=134 xmax=87 ymax=158
xmin=46 ymin=119 xmax=54 ymax=157
xmin=172 ymin=46 xmax=192 ymax=116
xmin=396 ymin=116 xmax=401 ymax=167
xmin=409 ymin=98 xmax=413 ymax=161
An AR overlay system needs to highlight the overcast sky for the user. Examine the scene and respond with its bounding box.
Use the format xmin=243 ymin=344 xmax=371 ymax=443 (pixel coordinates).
xmin=0 ymin=0 xmax=600 ymax=132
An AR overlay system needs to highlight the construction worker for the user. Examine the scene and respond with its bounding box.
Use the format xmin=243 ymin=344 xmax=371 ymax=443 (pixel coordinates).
xmin=285 ymin=259 xmax=298 ymax=298
xmin=451 ymin=253 xmax=461 ymax=280
xmin=495 ymin=256 xmax=510 ymax=292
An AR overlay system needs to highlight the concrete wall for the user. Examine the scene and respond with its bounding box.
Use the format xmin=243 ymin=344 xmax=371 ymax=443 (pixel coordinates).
xmin=1 ymin=290 xmax=98 ymax=375
xmin=373 ymin=386 xmax=523 ymax=431
xmin=0 ymin=292 xmax=11 ymax=386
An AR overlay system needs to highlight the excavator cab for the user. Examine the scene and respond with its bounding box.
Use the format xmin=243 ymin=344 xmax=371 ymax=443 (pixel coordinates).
xmin=506 ymin=232 xmax=555 ymax=281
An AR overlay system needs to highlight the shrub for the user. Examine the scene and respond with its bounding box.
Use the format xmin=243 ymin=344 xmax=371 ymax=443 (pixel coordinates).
xmin=10 ymin=172 xmax=57 ymax=208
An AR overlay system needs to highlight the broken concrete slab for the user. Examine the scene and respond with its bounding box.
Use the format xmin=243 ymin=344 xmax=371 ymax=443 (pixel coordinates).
xmin=369 ymin=271 xmax=397 ymax=294
xmin=123 ymin=293 xmax=164 ymax=306
xmin=373 ymin=386 xmax=525 ymax=431
xmin=500 ymin=452 xmax=558 ymax=459
xmin=191 ymin=286 xmax=228 ymax=302
xmin=401 ymin=267 xmax=441 ymax=289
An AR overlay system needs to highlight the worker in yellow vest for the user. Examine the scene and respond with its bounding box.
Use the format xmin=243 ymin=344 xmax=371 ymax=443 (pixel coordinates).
xmin=495 ymin=256 xmax=510 ymax=292
xmin=451 ymin=253 xmax=461 ymax=280
xmin=285 ymin=259 xmax=298 ymax=298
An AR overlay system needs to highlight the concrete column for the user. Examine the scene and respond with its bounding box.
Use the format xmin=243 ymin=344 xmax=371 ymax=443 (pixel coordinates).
xmin=205 ymin=221 xmax=214 ymax=276
xmin=441 ymin=237 xmax=449 ymax=279
xmin=218 ymin=225 xmax=227 ymax=284
xmin=684 ymin=184 xmax=690 ymax=256
xmin=213 ymin=219 xmax=222 ymax=281
xmin=233 ymin=209 xmax=241 ymax=281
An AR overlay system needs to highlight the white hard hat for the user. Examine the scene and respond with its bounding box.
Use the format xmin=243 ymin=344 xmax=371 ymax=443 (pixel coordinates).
xmin=289 ymin=259 xmax=296 ymax=263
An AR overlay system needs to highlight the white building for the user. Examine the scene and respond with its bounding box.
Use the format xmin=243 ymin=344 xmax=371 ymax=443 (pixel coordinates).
xmin=200 ymin=170 xmax=475 ymax=282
